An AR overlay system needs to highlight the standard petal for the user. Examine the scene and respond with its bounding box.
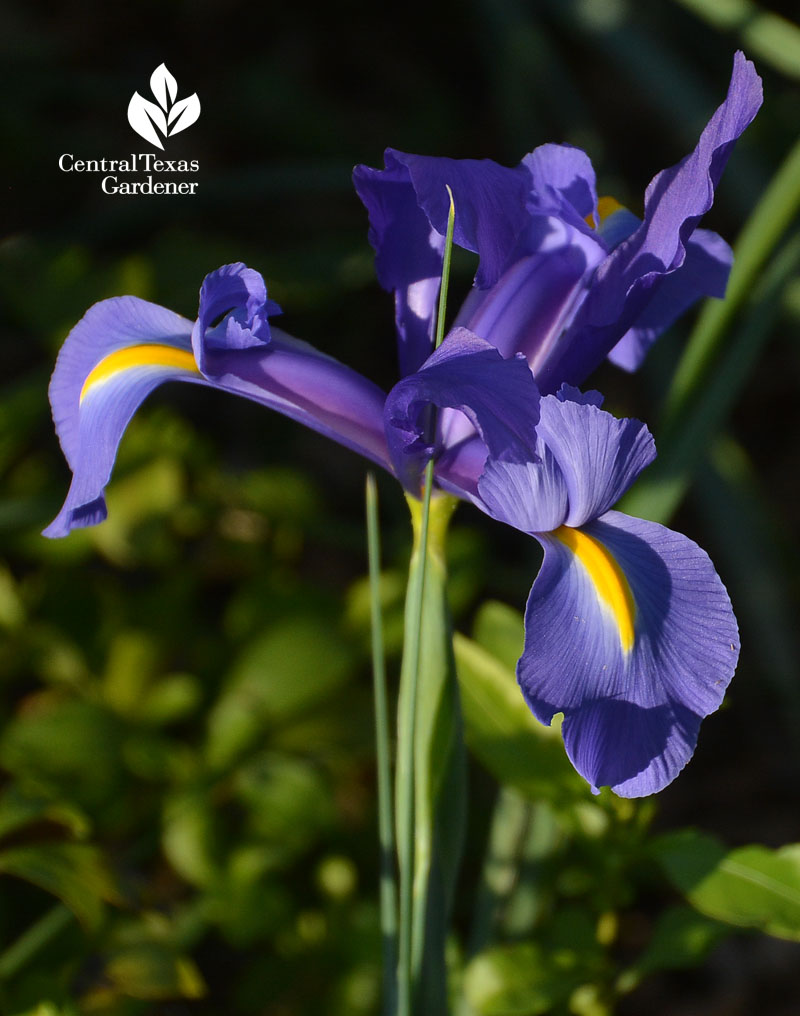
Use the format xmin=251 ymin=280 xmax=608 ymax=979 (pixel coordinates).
xmin=461 ymin=217 xmax=606 ymax=368
xmin=477 ymin=444 xmax=569 ymax=534
xmin=522 ymin=143 xmax=598 ymax=226
xmin=384 ymin=327 xmax=541 ymax=493
xmin=607 ymin=228 xmax=733 ymax=371
xmin=382 ymin=148 xmax=531 ymax=289
xmin=517 ymin=511 xmax=739 ymax=796
xmin=353 ymin=153 xmax=445 ymax=376
xmin=534 ymin=51 xmax=761 ymax=392
xmin=536 ymin=395 xmax=656 ymax=526
xmin=477 ymin=394 xmax=655 ymax=534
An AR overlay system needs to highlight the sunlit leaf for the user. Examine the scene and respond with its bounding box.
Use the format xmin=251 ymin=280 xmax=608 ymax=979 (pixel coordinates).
xmin=454 ymin=633 xmax=586 ymax=804
xmin=653 ymin=829 xmax=800 ymax=940
xmin=462 ymin=939 xmax=592 ymax=1015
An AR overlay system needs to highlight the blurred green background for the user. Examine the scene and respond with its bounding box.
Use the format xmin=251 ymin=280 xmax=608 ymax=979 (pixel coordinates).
xmin=2 ymin=0 xmax=800 ymax=1013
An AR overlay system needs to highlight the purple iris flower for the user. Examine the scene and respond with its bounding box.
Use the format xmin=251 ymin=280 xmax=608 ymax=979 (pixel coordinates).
xmin=44 ymin=53 xmax=760 ymax=796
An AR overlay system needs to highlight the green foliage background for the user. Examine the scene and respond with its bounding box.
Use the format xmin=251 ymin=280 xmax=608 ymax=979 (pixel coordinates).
xmin=2 ymin=0 xmax=800 ymax=1012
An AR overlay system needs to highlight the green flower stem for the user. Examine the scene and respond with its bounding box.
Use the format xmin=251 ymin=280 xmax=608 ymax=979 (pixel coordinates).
xmin=397 ymin=184 xmax=461 ymax=1016
xmin=397 ymin=487 xmax=461 ymax=1016
xmin=366 ymin=472 xmax=398 ymax=1016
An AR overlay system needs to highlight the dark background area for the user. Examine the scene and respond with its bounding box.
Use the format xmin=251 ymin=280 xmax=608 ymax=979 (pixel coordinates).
xmin=1 ymin=0 xmax=800 ymax=1013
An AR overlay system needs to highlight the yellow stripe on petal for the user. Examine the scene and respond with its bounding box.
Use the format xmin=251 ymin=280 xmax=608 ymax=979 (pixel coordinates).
xmin=80 ymin=344 xmax=199 ymax=403
xmin=554 ymin=525 xmax=636 ymax=653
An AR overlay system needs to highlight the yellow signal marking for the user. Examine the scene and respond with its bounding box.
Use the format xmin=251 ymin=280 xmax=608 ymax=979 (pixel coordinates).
xmin=80 ymin=344 xmax=199 ymax=403
xmin=554 ymin=525 xmax=636 ymax=653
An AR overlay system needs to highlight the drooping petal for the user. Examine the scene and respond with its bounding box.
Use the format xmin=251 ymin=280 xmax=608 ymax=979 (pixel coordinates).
xmin=353 ymin=153 xmax=445 ymax=375
xmin=518 ymin=510 xmax=739 ymax=796
xmin=476 ymin=393 xmax=655 ymax=533
xmin=46 ymin=282 xmax=391 ymax=537
xmin=607 ymin=228 xmax=733 ymax=370
xmin=534 ymin=51 xmax=762 ymax=392
xmin=44 ymin=296 xmax=206 ymax=537
xmin=384 ymin=327 xmax=541 ymax=494
xmin=48 ymin=296 xmax=199 ymax=474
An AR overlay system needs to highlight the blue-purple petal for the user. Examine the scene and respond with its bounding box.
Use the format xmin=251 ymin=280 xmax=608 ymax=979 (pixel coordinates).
xmin=45 ymin=298 xmax=205 ymax=537
xmin=353 ymin=153 xmax=445 ymax=375
xmin=384 ymin=327 xmax=541 ymax=494
xmin=607 ymin=228 xmax=733 ymax=371
xmin=522 ymin=143 xmax=598 ymax=227
xmin=518 ymin=511 xmax=739 ymax=796
xmin=476 ymin=393 xmax=655 ymax=533
xmin=46 ymin=287 xmax=392 ymax=537
xmin=536 ymin=396 xmax=656 ymax=526
xmin=461 ymin=218 xmax=606 ymax=368
xmin=191 ymin=263 xmax=279 ymax=374
xmin=48 ymin=296 xmax=198 ymax=472
xmin=534 ymin=51 xmax=761 ymax=392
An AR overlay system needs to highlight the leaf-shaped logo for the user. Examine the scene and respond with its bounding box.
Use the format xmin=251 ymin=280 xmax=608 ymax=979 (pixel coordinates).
xmin=127 ymin=64 xmax=200 ymax=149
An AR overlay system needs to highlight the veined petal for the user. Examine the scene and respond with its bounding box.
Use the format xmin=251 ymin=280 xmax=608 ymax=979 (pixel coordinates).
xmin=537 ymin=394 xmax=656 ymax=526
xmin=534 ymin=51 xmax=761 ymax=392
xmin=384 ymin=327 xmax=541 ymax=494
xmin=518 ymin=511 xmax=739 ymax=796
xmin=476 ymin=393 xmax=655 ymax=533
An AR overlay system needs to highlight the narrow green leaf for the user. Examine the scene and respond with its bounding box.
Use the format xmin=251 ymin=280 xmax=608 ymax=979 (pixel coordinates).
xmin=396 ymin=183 xmax=461 ymax=1016
xmin=365 ymin=473 xmax=398 ymax=1016
xmin=397 ymin=493 xmax=465 ymax=1015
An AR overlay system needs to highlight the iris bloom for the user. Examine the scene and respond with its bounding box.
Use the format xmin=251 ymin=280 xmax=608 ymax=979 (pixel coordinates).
xmin=45 ymin=53 xmax=760 ymax=796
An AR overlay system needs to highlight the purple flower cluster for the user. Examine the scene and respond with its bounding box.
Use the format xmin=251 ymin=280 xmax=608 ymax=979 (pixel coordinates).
xmin=45 ymin=53 xmax=762 ymax=796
